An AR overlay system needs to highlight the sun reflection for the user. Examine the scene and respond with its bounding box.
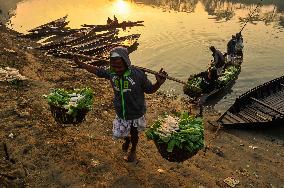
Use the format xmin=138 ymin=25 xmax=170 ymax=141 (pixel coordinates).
xmin=112 ymin=0 xmax=131 ymax=15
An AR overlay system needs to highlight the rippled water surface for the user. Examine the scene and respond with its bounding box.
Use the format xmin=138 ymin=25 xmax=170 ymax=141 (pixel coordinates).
xmin=1 ymin=0 xmax=283 ymax=112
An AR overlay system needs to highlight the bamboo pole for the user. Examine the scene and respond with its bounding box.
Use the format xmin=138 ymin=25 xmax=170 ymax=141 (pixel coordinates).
xmin=240 ymin=0 xmax=263 ymax=33
xmin=133 ymin=65 xmax=187 ymax=85
xmin=67 ymin=52 xmax=187 ymax=85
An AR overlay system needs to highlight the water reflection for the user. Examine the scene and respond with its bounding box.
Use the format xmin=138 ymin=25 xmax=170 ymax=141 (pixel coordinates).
xmin=239 ymin=5 xmax=283 ymax=28
xmin=135 ymin=0 xmax=198 ymax=13
xmin=202 ymin=0 xmax=235 ymax=21
xmin=1 ymin=0 xmax=284 ymax=28
xmin=0 ymin=0 xmax=22 ymax=24
xmin=133 ymin=0 xmax=284 ymax=27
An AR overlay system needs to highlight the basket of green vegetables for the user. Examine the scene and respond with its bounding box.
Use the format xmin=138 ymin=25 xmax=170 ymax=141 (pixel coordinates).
xmin=146 ymin=112 xmax=204 ymax=162
xmin=44 ymin=87 xmax=94 ymax=124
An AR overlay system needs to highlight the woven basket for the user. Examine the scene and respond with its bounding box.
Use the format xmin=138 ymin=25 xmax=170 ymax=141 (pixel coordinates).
xmin=50 ymin=105 xmax=89 ymax=124
xmin=154 ymin=141 xmax=198 ymax=162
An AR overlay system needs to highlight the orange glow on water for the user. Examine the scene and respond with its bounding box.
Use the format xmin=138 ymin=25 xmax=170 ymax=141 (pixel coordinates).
xmin=112 ymin=0 xmax=131 ymax=15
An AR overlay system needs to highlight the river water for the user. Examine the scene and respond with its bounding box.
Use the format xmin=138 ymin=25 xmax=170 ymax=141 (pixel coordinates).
xmin=1 ymin=0 xmax=283 ymax=112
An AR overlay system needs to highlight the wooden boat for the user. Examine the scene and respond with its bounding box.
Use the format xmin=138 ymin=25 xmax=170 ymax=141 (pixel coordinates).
xmin=39 ymin=30 xmax=117 ymax=51
xmin=81 ymin=20 xmax=144 ymax=32
xmin=217 ymin=75 xmax=284 ymax=126
xmin=183 ymin=55 xmax=243 ymax=102
xmin=48 ymin=33 xmax=139 ymax=58
xmin=75 ymin=34 xmax=140 ymax=55
xmin=21 ymin=15 xmax=71 ymax=39
xmin=21 ymin=17 xmax=142 ymax=66
xmin=28 ymin=15 xmax=68 ymax=33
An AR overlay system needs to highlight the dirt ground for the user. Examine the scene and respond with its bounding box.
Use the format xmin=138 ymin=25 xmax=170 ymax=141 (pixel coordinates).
xmin=0 ymin=24 xmax=283 ymax=188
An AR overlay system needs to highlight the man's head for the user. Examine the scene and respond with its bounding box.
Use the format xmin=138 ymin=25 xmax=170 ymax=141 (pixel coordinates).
xmin=110 ymin=46 xmax=131 ymax=76
xmin=232 ymin=35 xmax=236 ymax=39
xmin=110 ymin=57 xmax=127 ymax=76
xmin=236 ymin=32 xmax=241 ymax=39
xmin=209 ymin=46 xmax=216 ymax=53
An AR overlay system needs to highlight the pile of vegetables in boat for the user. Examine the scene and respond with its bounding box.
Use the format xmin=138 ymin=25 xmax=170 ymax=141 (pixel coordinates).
xmin=146 ymin=112 xmax=204 ymax=162
xmin=183 ymin=64 xmax=241 ymax=98
xmin=44 ymin=87 xmax=94 ymax=124
xmin=217 ymin=65 xmax=240 ymax=86
xmin=183 ymin=76 xmax=203 ymax=98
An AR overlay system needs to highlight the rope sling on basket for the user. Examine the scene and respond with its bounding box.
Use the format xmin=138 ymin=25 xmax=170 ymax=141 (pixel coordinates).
xmin=44 ymin=87 xmax=94 ymax=124
xmin=145 ymin=112 xmax=204 ymax=162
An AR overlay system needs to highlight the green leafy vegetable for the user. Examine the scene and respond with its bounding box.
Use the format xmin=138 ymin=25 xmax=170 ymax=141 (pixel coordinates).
xmin=146 ymin=112 xmax=204 ymax=154
xmin=186 ymin=77 xmax=203 ymax=93
xmin=183 ymin=76 xmax=204 ymax=97
xmin=217 ymin=65 xmax=240 ymax=86
xmin=44 ymin=87 xmax=94 ymax=117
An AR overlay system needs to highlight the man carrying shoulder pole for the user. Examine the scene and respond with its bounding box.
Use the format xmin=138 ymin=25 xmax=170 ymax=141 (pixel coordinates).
xmin=74 ymin=46 xmax=167 ymax=162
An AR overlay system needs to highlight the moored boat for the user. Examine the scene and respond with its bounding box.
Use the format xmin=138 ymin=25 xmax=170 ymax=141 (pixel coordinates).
xmin=217 ymin=75 xmax=284 ymax=126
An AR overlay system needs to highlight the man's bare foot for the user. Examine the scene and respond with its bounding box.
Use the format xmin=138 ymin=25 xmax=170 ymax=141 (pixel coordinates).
xmin=125 ymin=151 xmax=136 ymax=162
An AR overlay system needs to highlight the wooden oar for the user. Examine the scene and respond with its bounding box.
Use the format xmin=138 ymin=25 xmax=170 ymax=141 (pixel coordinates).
xmin=66 ymin=52 xmax=187 ymax=85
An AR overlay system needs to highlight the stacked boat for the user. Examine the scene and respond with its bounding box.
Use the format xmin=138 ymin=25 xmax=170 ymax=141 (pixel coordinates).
xmin=20 ymin=15 xmax=143 ymax=64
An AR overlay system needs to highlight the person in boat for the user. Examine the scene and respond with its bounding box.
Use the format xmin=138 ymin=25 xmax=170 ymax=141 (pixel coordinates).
xmin=202 ymin=66 xmax=218 ymax=92
xmin=227 ymin=35 xmax=236 ymax=63
xmin=235 ymin=32 xmax=244 ymax=57
xmin=113 ymin=15 xmax=119 ymax=25
xmin=107 ymin=17 xmax=113 ymax=25
xmin=121 ymin=20 xmax=127 ymax=30
xmin=209 ymin=46 xmax=225 ymax=76
xmin=74 ymin=46 xmax=167 ymax=162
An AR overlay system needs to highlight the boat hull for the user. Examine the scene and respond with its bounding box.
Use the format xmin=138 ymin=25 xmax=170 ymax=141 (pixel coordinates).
xmin=184 ymin=56 xmax=243 ymax=102
xmin=218 ymin=75 xmax=284 ymax=127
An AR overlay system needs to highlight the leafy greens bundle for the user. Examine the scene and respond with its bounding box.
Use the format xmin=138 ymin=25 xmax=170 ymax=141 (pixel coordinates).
xmin=44 ymin=88 xmax=94 ymax=117
xmin=146 ymin=112 xmax=204 ymax=154
xmin=184 ymin=77 xmax=203 ymax=95
xmin=217 ymin=65 xmax=239 ymax=86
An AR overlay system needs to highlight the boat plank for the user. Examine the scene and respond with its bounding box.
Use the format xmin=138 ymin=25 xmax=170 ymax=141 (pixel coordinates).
xmin=264 ymin=93 xmax=284 ymax=104
xmin=226 ymin=112 xmax=246 ymax=123
xmin=222 ymin=114 xmax=239 ymax=124
xmin=250 ymin=97 xmax=284 ymax=116
xmin=248 ymin=106 xmax=273 ymax=121
xmin=252 ymin=103 xmax=281 ymax=118
xmin=221 ymin=117 xmax=234 ymax=125
xmin=242 ymin=108 xmax=264 ymax=122
xmin=264 ymin=96 xmax=283 ymax=105
xmin=243 ymin=108 xmax=267 ymax=122
xmin=272 ymin=100 xmax=284 ymax=109
xmin=251 ymin=103 xmax=274 ymax=115
xmin=237 ymin=111 xmax=256 ymax=123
